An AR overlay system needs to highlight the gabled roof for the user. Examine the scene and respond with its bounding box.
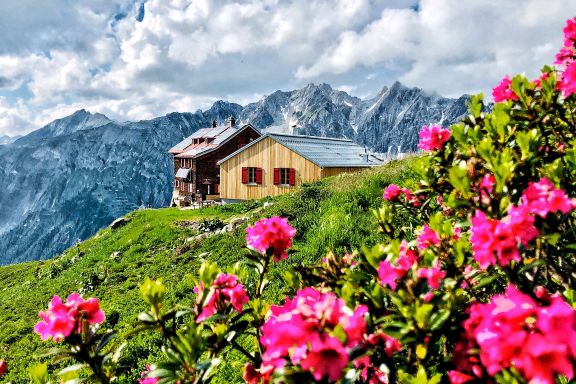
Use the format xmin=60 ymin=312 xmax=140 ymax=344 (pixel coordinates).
xmin=218 ymin=133 xmax=382 ymax=168
xmin=168 ymin=123 xmax=260 ymax=158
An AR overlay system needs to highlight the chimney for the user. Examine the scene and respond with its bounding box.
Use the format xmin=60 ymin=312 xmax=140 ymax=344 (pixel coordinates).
xmin=362 ymin=147 xmax=369 ymax=163
xmin=211 ymin=120 xmax=217 ymax=128
xmin=227 ymin=116 xmax=236 ymax=128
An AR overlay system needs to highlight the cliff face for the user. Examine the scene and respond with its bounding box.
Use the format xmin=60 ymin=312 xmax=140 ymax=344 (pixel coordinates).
xmin=0 ymin=82 xmax=469 ymax=264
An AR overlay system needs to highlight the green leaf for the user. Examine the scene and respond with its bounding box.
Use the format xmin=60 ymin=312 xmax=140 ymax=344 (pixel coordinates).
xmin=29 ymin=363 xmax=49 ymax=384
xmin=414 ymin=303 xmax=434 ymax=329
xmin=448 ymin=161 xmax=471 ymax=198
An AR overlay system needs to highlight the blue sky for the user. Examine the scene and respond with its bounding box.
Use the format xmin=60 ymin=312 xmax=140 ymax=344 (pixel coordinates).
xmin=0 ymin=0 xmax=575 ymax=136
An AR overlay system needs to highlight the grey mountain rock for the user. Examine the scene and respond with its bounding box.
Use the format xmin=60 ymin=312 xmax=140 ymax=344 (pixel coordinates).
xmin=0 ymin=82 xmax=471 ymax=264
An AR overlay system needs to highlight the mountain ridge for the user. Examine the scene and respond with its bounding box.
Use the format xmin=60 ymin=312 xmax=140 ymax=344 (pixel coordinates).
xmin=0 ymin=81 xmax=471 ymax=264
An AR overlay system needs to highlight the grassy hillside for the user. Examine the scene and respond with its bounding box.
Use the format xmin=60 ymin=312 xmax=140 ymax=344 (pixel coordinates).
xmin=0 ymin=158 xmax=417 ymax=383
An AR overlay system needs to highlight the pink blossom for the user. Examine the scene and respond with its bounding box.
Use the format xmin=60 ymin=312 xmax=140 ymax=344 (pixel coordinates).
xmin=246 ymin=217 xmax=296 ymax=261
xmin=459 ymin=285 xmax=576 ymax=384
xmin=137 ymin=365 xmax=159 ymax=384
xmin=367 ymin=332 xmax=402 ymax=357
xmin=196 ymin=273 xmax=249 ymax=322
xmin=34 ymin=293 xmax=105 ymax=342
xmin=300 ymin=335 xmax=349 ymax=382
xmin=417 ymin=264 xmax=446 ymax=289
xmin=563 ymin=16 xmax=576 ymax=42
xmin=448 ymin=370 xmax=475 ymax=384
xmin=417 ymin=125 xmax=451 ymax=151
xmin=521 ymin=177 xmax=576 ymax=217
xmin=417 ymin=224 xmax=440 ymax=250
xmin=396 ymin=240 xmax=418 ymax=271
xmin=560 ymin=60 xmax=576 ymax=97
xmin=480 ymin=174 xmax=495 ymax=195
xmin=492 ymin=76 xmax=519 ymax=102
xmin=555 ymin=46 xmax=575 ymax=66
xmin=377 ymin=260 xmax=405 ymax=291
xmin=470 ymin=208 xmax=539 ymax=269
xmin=383 ymin=184 xmax=402 ymax=201
xmin=260 ymin=288 xmax=366 ymax=381
xmin=354 ymin=356 xmax=389 ymax=384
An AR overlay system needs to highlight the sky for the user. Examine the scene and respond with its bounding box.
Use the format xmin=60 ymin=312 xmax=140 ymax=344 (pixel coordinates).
xmin=0 ymin=0 xmax=575 ymax=136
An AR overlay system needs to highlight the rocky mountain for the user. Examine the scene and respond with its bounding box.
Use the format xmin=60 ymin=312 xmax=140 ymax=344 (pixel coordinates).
xmin=0 ymin=82 xmax=470 ymax=264
xmin=0 ymin=134 xmax=21 ymax=145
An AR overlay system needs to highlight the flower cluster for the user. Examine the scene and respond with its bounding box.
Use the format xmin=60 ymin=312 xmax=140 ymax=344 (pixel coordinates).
xmin=137 ymin=364 xmax=160 ymax=384
xmin=417 ymin=124 xmax=451 ymax=151
xmin=492 ymin=75 xmax=519 ymax=102
xmin=383 ymin=184 xmax=421 ymax=207
xmin=377 ymin=240 xmax=418 ymax=291
xmin=195 ymin=273 xmax=249 ymax=322
xmin=259 ymin=288 xmax=369 ymax=382
xmin=34 ymin=293 xmax=105 ymax=342
xmin=246 ymin=216 xmax=296 ymax=261
xmin=451 ymin=285 xmax=576 ymax=384
xmin=471 ymin=178 xmax=575 ymax=268
xmin=557 ymin=17 xmax=576 ymax=96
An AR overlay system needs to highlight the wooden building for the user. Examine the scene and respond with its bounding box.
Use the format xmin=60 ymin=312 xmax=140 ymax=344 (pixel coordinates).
xmin=168 ymin=117 xmax=261 ymax=205
xmin=217 ymin=133 xmax=382 ymax=201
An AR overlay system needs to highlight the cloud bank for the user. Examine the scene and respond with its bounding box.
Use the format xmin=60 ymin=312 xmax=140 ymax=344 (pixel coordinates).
xmin=0 ymin=0 xmax=574 ymax=135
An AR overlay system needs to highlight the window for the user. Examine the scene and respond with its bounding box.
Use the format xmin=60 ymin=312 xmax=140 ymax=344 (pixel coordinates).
xmin=242 ymin=167 xmax=262 ymax=184
xmin=274 ymin=168 xmax=295 ymax=186
xmin=175 ymin=179 xmax=180 ymax=188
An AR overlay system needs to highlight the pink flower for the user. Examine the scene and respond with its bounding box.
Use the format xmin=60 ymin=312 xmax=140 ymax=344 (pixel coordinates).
xmin=521 ymin=178 xmax=576 ymax=217
xmin=383 ymin=184 xmax=402 ymax=201
xmin=34 ymin=293 xmax=105 ymax=342
xmin=367 ymin=332 xmax=402 ymax=357
xmin=470 ymin=208 xmax=539 ymax=269
xmin=448 ymin=370 xmax=475 ymax=384
xmin=354 ymin=356 xmax=389 ymax=384
xmin=260 ymin=288 xmax=366 ymax=381
xmin=377 ymin=260 xmax=405 ymax=291
xmin=480 ymin=174 xmax=495 ymax=195
xmin=417 ymin=224 xmax=440 ymax=250
xmin=138 ymin=364 xmax=159 ymax=384
xmin=492 ymin=76 xmax=519 ymax=102
xmin=417 ymin=124 xmax=451 ymax=151
xmin=246 ymin=217 xmax=296 ymax=261
xmin=300 ymin=335 xmax=349 ymax=382
xmin=459 ymin=285 xmax=576 ymax=384
xmin=397 ymin=240 xmax=418 ymax=271
xmin=564 ymin=16 xmax=576 ymax=42
xmin=196 ymin=273 xmax=249 ymax=322
xmin=417 ymin=264 xmax=446 ymax=289
xmin=560 ymin=60 xmax=576 ymax=97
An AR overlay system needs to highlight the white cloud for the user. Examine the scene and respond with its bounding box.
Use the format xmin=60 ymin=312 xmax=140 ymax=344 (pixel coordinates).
xmin=297 ymin=0 xmax=576 ymax=97
xmin=0 ymin=0 xmax=574 ymax=135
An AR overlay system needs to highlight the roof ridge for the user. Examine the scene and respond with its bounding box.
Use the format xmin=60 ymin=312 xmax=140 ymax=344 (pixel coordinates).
xmin=268 ymin=132 xmax=354 ymax=142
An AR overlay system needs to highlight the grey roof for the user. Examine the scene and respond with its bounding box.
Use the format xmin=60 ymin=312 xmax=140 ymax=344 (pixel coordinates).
xmin=169 ymin=123 xmax=260 ymax=157
xmin=218 ymin=133 xmax=382 ymax=168
xmin=175 ymin=168 xmax=191 ymax=178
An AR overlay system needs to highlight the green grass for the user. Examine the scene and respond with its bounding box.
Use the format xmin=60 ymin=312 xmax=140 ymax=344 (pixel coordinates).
xmin=0 ymin=158 xmax=417 ymax=383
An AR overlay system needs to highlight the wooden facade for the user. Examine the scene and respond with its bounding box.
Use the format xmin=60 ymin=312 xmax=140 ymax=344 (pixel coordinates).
xmin=169 ymin=120 xmax=261 ymax=205
xmin=219 ymin=136 xmax=368 ymax=200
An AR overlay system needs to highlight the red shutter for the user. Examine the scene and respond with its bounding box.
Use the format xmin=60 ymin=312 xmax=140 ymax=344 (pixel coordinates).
xmin=289 ymin=168 xmax=296 ymax=186
xmin=273 ymin=168 xmax=280 ymax=185
xmin=242 ymin=167 xmax=248 ymax=184
xmin=256 ymin=168 xmax=263 ymax=184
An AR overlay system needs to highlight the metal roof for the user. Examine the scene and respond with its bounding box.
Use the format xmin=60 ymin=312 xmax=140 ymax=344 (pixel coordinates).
xmin=218 ymin=133 xmax=382 ymax=168
xmin=169 ymin=123 xmax=260 ymax=158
